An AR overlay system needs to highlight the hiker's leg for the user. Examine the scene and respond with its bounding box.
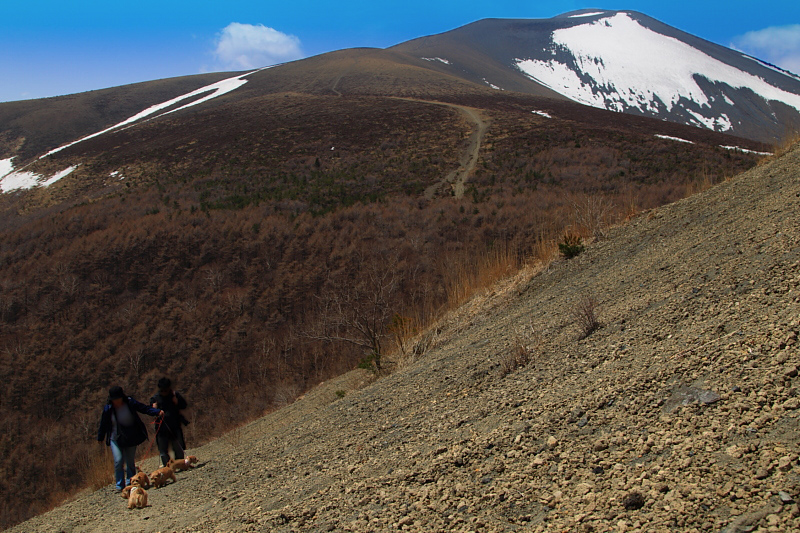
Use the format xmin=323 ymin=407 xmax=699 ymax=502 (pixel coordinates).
xmin=123 ymin=445 xmax=137 ymax=484
xmin=109 ymin=439 xmax=125 ymax=490
xmin=171 ymin=436 xmax=185 ymax=460
xmin=156 ymin=431 xmax=170 ymax=466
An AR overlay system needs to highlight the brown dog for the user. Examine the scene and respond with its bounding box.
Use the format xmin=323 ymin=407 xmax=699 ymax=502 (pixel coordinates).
xmin=168 ymin=456 xmax=198 ymax=471
xmin=149 ymin=466 xmax=177 ymax=488
xmin=130 ymin=471 xmax=150 ymax=489
xmin=127 ymin=485 xmax=148 ymax=509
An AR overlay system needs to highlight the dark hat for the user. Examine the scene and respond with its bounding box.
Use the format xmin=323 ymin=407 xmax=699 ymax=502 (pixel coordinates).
xmin=108 ymin=386 xmax=125 ymax=401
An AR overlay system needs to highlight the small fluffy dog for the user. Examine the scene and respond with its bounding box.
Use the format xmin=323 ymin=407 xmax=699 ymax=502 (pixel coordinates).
xmin=127 ymin=485 xmax=148 ymax=509
xmin=130 ymin=471 xmax=150 ymax=489
xmin=149 ymin=466 xmax=177 ymax=488
xmin=168 ymin=456 xmax=198 ymax=471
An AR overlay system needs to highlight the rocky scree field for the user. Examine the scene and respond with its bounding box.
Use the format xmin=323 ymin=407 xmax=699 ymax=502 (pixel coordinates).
xmin=8 ymin=147 xmax=800 ymax=532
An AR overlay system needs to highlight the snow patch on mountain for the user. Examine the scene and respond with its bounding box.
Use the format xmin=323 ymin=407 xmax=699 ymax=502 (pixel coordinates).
xmin=568 ymin=11 xmax=605 ymax=18
xmin=0 ymin=170 xmax=39 ymax=192
xmin=422 ymin=57 xmax=451 ymax=65
xmin=742 ymin=55 xmax=800 ymax=83
xmin=514 ymin=13 xmax=800 ymax=133
xmin=655 ymin=134 xmax=693 ymax=144
xmin=0 ymin=158 xmax=14 ymax=179
xmin=720 ymin=145 xmax=773 ymax=156
xmin=532 ymin=110 xmax=553 ymax=118
xmin=41 ymin=165 xmax=78 ymax=187
xmin=41 ymin=69 xmax=264 ymax=159
xmin=0 ymin=162 xmax=79 ymax=193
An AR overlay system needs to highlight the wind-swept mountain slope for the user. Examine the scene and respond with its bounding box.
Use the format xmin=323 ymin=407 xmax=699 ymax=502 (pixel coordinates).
xmin=11 ymin=142 xmax=800 ymax=532
xmin=0 ymin=72 xmax=237 ymax=161
xmin=393 ymin=10 xmax=800 ymax=143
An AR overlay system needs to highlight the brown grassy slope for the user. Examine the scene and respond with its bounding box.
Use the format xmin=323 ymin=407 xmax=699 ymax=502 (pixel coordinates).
xmin=9 ymin=144 xmax=800 ymax=533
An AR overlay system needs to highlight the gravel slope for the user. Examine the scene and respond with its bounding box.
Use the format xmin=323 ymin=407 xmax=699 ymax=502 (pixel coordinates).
xmin=11 ymin=144 xmax=800 ymax=532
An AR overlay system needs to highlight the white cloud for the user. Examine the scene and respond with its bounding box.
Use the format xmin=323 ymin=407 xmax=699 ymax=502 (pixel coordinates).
xmin=214 ymin=23 xmax=303 ymax=70
xmin=731 ymin=25 xmax=800 ymax=75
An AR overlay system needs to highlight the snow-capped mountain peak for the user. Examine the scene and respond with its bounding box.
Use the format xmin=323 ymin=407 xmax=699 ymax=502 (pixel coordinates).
xmin=513 ymin=11 xmax=800 ymax=135
xmin=393 ymin=10 xmax=800 ymax=142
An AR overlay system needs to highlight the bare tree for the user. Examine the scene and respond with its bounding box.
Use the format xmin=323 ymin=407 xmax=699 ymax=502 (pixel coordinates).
xmin=306 ymin=253 xmax=400 ymax=371
xmin=128 ymin=348 xmax=145 ymax=378
xmin=204 ymin=267 xmax=224 ymax=293
xmin=255 ymin=337 xmax=277 ymax=389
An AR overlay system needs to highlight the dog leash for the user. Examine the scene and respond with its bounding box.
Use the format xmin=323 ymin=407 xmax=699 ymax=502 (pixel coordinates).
xmin=143 ymin=415 xmax=164 ymax=459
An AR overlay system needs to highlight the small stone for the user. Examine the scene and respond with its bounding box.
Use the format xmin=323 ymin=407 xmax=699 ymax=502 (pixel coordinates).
xmin=577 ymin=416 xmax=589 ymax=427
xmin=778 ymin=491 xmax=794 ymax=504
xmin=593 ymin=439 xmax=608 ymax=452
xmin=785 ymin=365 xmax=798 ymax=378
xmin=662 ymin=386 xmax=721 ymax=413
xmin=717 ymin=480 xmax=735 ymax=497
xmin=593 ymin=466 xmax=605 ymax=475
xmin=569 ymin=407 xmax=586 ymax=422
xmin=777 ymin=456 xmax=793 ymax=472
xmin=755 ymin=467 xmax=771 ymax=480
xmin=622 ymin=491 xmax=645 ymax=510
xmin=732 ymin=386 xmax=742 ymax=393
xmin=546 ymin=435 xmax=558 ymax=449
xmin=726 ymin=445 xmax=743 ymax=459
xmin=783 ymin=397 xmax=800 ymax=410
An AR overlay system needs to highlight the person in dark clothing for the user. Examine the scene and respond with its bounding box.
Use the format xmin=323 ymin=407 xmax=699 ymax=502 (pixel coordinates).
xmin=150 ymin=377 xmax=188 ymax=467
xmin=97 ymin=386 xmax=163 ymax=491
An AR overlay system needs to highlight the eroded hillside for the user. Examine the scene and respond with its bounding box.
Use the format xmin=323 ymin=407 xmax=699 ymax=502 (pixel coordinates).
xmin=12 ymin=143 xmax=800 ymax=532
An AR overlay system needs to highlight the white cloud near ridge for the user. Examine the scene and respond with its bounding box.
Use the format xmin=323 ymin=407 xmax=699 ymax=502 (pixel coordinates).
xmin=214 ymin=23 xmax=303 ymax=70
xmin=731 ymin=25 xmax=800 ymax=75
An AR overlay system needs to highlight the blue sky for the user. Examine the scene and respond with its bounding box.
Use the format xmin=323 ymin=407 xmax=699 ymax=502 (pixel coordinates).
xmin=1 ymin=0 xmax=799 ymax=102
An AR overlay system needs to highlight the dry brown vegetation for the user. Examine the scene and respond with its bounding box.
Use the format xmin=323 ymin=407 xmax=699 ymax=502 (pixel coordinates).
xmin=0 ymin=88 xmax=769 ymax=529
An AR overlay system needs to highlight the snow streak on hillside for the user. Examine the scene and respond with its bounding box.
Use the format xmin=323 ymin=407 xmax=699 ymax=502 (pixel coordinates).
xmin=0 ymin=157 xmax=78 ymax=193
xmin=515 ymin=13 xmax=800 ymax=133
xmin=41 ymin=69 xmax=264 ymax=159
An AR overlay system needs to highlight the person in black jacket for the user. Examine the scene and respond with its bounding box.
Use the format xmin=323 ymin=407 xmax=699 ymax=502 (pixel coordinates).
xmin=150 ymin=377 xmax=189 ymax=467
xmin=97 ymin=386 xmax=163 ymax=491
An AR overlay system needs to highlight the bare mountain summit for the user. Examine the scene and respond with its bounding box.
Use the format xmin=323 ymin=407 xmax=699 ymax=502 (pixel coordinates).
xmin=11 ymin=140 xmax=800 ymax=531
